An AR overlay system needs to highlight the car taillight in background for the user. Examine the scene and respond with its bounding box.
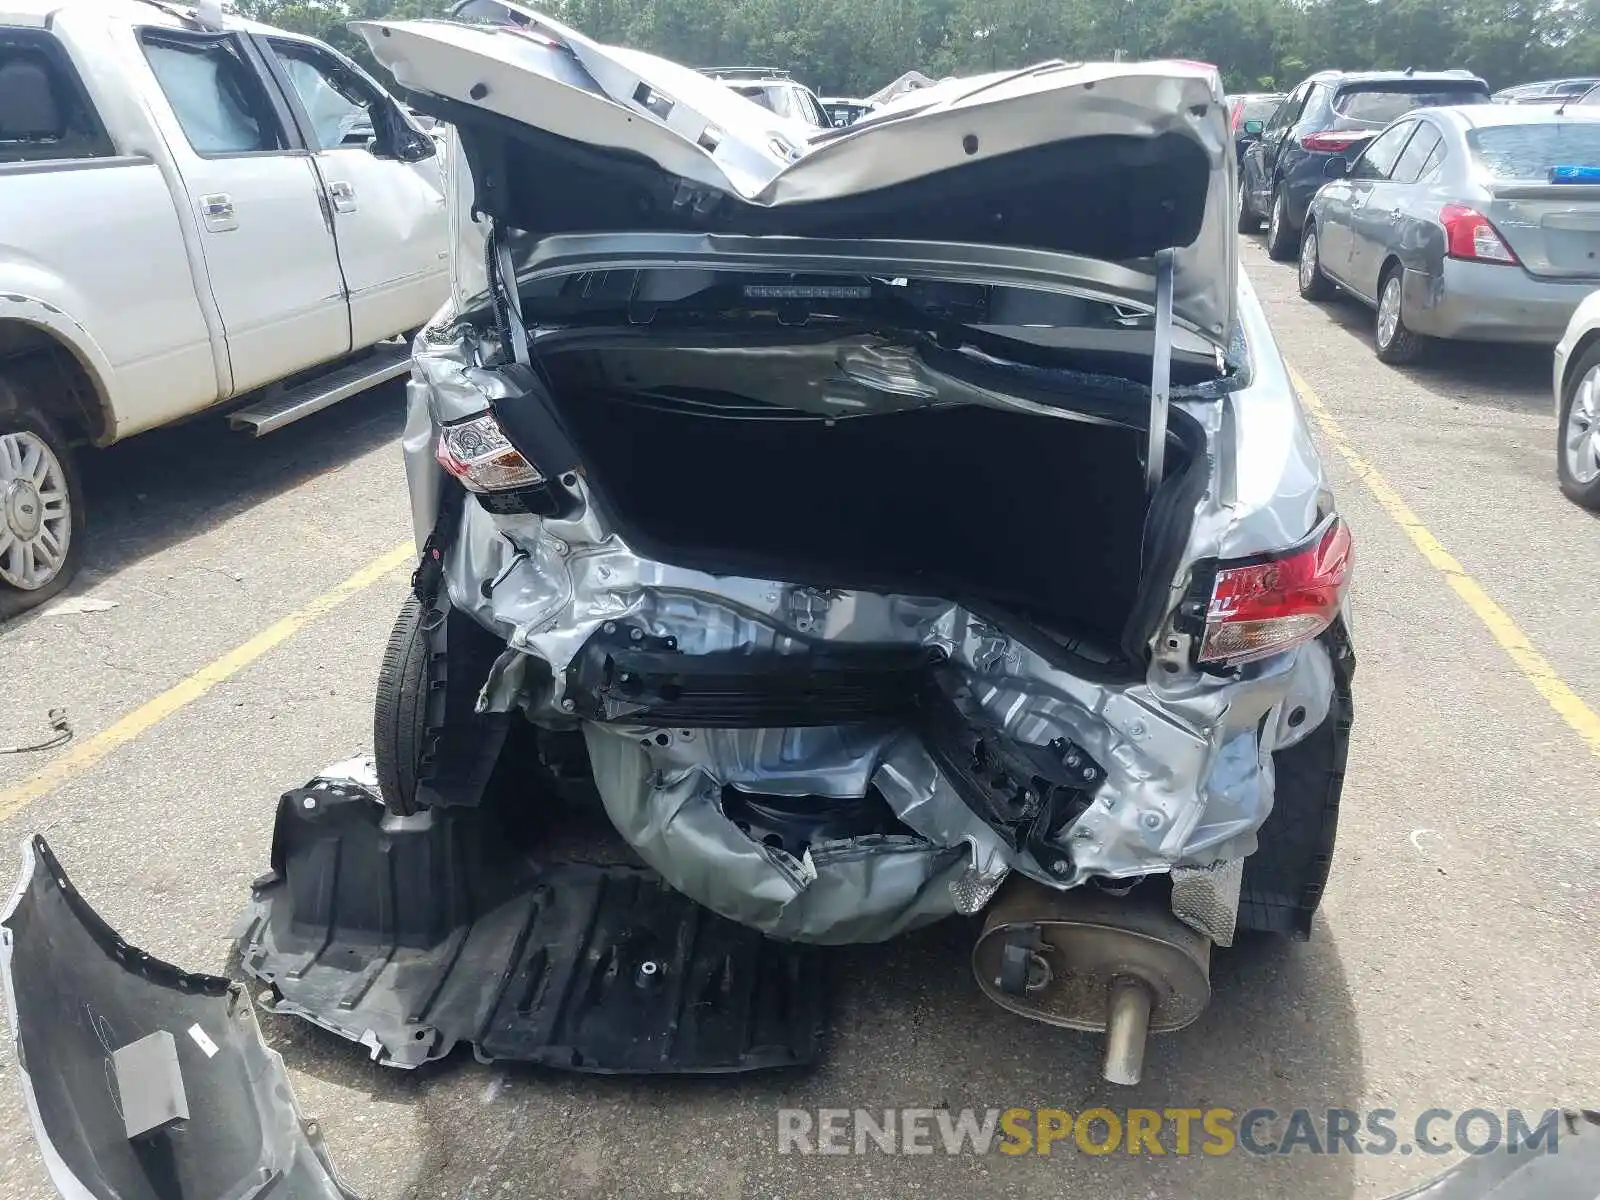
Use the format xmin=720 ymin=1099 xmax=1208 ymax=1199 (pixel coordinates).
xmin=1300 ymin=130 xmax=1371 ymax=153
xmin=436 ymin=411 xmax=544 ymax=492
xmin=1198 ymin=518 xmax=1354 ymax=666
xmin=1439 ymin=203 xmax=1519 ymax=264
xmin=1230 ymin=100 xmax=1244 ymax=129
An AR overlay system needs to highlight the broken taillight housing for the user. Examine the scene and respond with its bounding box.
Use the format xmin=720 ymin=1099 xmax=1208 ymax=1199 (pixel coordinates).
xmin=1198 ymin=518 xmax=1353 ymax=666
xmin=435 ymin=411 xmax=544 ymax=492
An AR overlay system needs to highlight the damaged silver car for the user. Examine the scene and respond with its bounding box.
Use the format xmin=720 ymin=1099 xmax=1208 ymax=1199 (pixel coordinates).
xmin=336 ymin=2 xmax=1356 ymax=1086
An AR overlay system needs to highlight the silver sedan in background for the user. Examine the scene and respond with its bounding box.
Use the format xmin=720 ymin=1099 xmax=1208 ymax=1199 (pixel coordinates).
xmin=1297 ymin=104 xmax=1600 ymax=362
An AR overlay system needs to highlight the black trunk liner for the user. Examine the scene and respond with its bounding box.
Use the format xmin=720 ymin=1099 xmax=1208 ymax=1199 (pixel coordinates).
xmin=236 ymin=774 xmax=826 ymax=1073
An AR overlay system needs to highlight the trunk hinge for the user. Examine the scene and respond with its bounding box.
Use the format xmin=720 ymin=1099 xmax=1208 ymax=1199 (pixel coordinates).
xmin=1145 ymin=247 xmax=1175 ymax=498
xmin=490 ymin=219 xmax=531 ymax=366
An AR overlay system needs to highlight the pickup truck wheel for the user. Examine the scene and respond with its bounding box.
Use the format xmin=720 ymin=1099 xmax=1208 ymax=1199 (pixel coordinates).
xmin=1265 ymin=187 xmax=1299 ymax=261
xmin=0 ymin=384 xmax=84 ymax=622
xmin=374 ymin=593 xmax=430 ymax=816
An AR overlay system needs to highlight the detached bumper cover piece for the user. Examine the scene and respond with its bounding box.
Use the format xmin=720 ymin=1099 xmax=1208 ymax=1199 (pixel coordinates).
xmin=236 ymin=764 xmax=826 ymax=1072
xmin=0 ymin=836 xmax=355 ymax=1200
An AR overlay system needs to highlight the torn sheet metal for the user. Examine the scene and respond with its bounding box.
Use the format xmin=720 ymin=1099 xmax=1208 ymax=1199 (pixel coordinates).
xmin=0 ymin=836 xmax=356 ymax=1200
xmin=583 ymin=725 xmax=969 ymax=943
xmin=235 ymin=768 xmax=826 ymax=1072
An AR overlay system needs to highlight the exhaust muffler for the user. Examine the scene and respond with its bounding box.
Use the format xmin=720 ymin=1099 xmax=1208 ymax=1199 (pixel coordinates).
xmin=971 ymin=878 xmax=1211 ymax=1085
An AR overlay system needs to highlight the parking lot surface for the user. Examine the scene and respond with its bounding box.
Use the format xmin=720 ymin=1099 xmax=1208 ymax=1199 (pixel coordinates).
xmin=1 ymin=235 xmax=1596 ymax=1200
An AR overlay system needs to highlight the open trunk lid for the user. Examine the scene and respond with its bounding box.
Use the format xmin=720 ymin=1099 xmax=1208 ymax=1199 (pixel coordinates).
xmin=353 ymin=4 xmax=1237 ymax=346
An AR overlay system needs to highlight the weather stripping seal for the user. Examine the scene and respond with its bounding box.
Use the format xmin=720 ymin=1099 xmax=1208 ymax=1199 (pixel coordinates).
xmin=1146 ymin=247 xmax=1174 ymax=497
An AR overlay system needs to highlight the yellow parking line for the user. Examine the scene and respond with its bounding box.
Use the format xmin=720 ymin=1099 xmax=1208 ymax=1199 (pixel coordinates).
xmin=1291 ymin=367 xmax=1600 ymax=758
xmin=0 ymin=540 xmax=415 ymax=823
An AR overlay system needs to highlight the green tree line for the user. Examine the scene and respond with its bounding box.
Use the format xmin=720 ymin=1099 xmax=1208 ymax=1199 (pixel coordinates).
xmin=242 ymin=0 xmax=1600 ymax=98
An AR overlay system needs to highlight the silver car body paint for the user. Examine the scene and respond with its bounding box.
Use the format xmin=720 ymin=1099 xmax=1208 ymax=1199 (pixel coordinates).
xmin=378 ymin=12 xmax=1340 ymax=943
xmin=399 ymin=259 xmax=1337 ymax=941
xmin=356 ymin=14 xmax=1239 ymax=345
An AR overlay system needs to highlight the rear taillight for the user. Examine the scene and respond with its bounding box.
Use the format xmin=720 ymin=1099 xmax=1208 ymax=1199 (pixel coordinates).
xmin=1198 ymin=518 xmax=1353 ymax=666
xmin=436 ymin=411 xmax=544 ymax=492
xmin=1230 ymin=101 xmax=1244 ymax=130
xmin=1300 ymin=130 xmax=1369 ymax=153
xmin=1440 ymin=203 xmax=1519 ymax=264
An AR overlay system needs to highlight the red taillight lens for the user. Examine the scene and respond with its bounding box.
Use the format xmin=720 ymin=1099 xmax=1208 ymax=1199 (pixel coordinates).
xmin=1300 ymin=130 xmax=1369 ymax=153
xmin=435 ymin=411 xmax=544 ymax=493
xmin=1440 ymin=203 xmax=1519 ymax=265
xmin=1199 ymin=519 xmax=1354 ymax=666
xmin=1230 ymin=101 xmax=1244 ymax=130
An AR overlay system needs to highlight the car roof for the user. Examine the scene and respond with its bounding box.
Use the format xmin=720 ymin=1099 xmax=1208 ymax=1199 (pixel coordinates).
xmin=1 ymin=0 xmax=302 ymax=38
xmin=1304 ymin=69 xmax=1487 ymax=88
xmin=1428 ymin=102 xmax=1600 ymax=129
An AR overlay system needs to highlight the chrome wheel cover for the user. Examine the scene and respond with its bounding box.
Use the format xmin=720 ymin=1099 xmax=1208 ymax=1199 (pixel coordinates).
xmin=0 ymin=431 xmax=71 ymax=591
xmin=1566 ymin=366 xmax=1600 ymax=484
xmin=1377 ymin=277 xmax=1402 ymax=348
xmin=1299 ymin=229 xmax=1319 ymax=290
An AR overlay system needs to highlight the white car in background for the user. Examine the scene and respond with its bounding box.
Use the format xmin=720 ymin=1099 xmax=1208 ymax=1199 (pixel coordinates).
xmin=1553 ymin=291 xmax=1600 ymax=508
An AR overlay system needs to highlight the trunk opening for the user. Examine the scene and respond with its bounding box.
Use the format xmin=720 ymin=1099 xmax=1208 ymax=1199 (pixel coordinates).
xmin=534 ymin=347 xmax=1202 ymax=671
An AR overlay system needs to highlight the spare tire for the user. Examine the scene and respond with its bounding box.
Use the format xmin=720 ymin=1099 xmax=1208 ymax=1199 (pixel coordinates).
xmin=374 ymin=593 xmax=431 ymax=815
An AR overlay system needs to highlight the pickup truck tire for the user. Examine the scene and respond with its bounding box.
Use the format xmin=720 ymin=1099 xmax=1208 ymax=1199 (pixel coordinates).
xmin=374 ymin=593 xmax=430 ymax=816
xmin=0 ymin=377 xmax=85 ymax=622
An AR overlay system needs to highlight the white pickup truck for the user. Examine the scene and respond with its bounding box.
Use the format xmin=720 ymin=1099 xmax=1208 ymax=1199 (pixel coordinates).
xmin=0 ymin=0 xmax=450 ymax=617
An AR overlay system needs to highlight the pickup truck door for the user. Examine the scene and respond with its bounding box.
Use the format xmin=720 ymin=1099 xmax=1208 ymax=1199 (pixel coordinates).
xmin=137 ymin=29 xmax=351 ymax=396
xmin=259 ymin=37 xmax=448 ymax=350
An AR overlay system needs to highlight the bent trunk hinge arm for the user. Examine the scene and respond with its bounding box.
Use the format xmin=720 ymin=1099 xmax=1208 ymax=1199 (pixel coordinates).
xmin=1145 ymin=247 xmax=1174 ymax=498
xmin=491 ymin=219 xmax=532 ymax=365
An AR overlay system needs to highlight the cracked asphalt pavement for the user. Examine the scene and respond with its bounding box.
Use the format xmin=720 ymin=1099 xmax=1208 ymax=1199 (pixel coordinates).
xmin=1 ymin=234 xmax=1596 ymax=1199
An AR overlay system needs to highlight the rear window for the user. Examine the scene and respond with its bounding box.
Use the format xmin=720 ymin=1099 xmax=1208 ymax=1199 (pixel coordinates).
xmin=0 ymin=32 xmax=114 ymax=162
xmin=1333 ymin=85 xmax=1488 ymax=126
xmin=1469 ymin=122 xmax=1600 ymax=179
xmin=1241 ymin=97 xmax=1281 ymax=123
xmin=730 ymin=84 xmax=775 ymax=112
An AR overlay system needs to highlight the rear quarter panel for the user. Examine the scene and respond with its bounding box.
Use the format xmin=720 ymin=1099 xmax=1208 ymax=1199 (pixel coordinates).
xmin=1206 ymin=269 xmax=1327 ymax=559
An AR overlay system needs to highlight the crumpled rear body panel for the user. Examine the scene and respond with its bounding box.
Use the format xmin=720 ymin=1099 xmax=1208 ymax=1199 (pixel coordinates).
xmin=420 ymin=463 xmax=1337 ymax=945
xmin=401 ymin=260 xmax=1346 ymax=948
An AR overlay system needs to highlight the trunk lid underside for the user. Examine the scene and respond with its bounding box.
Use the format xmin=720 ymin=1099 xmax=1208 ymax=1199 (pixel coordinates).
xmin=354 ymin=8 xmax=1238 ymax=345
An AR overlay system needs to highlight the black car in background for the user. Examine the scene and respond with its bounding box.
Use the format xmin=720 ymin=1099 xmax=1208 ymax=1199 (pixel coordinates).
xmin=1239 ymin=69 xmax=1491 ymax=259
xmin=1227 ymin=92 xmax=1285 ymax=166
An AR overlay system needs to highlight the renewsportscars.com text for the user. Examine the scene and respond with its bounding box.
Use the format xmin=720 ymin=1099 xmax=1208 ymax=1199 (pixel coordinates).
xmin=776 ymin=1107 xmax=1569 ymax=1157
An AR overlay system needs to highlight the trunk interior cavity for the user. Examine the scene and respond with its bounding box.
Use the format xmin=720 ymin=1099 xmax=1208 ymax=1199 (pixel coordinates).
xmin=538 ymin=347 xmax=1199 ymax=661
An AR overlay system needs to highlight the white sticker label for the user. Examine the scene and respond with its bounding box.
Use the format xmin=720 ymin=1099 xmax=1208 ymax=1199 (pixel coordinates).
xmin=187 ymin=1023 xmax=219 ymax=1059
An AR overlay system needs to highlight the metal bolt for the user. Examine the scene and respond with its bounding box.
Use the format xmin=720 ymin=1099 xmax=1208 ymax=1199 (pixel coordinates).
xmin=603 ymin=621 xmax=617 ymax=634
xmin=1129 ymin=721 xmax=1147 ymax=738
xmin=1140 ymin=811 xmax=1163 ymax=830
xmin=560 ymin=699 xmax=575 ymax=712
xmin=1065 ymin=753 xmax=1081 ymax=768
xmin=630 ymin=628 xmax=644 ymax=642
xmin=301 ymin=796 xmax=317 ymax=810
xmin=1081 ymin=767 xmax=1096 ymax=781
xmin=1051 ymin=858 xmax=1071 ymax=875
